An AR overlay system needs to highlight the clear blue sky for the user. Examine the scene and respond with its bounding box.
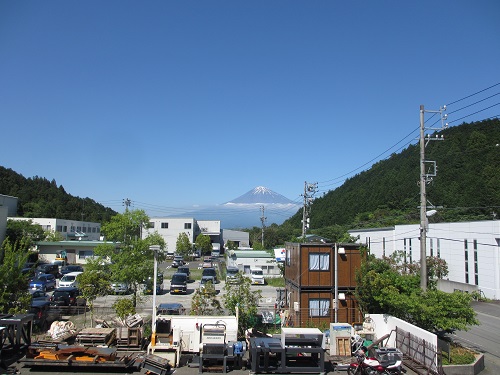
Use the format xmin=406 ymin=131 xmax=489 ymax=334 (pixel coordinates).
xmin=1 ymin=1 xmax=499 ymax=216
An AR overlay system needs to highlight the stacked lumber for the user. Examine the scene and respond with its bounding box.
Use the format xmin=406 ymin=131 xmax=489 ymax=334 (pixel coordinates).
xmin=76 ymin=327 xmax=116 ymax=347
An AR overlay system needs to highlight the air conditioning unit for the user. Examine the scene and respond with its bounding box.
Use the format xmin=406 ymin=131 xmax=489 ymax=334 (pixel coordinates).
xmin=293 ymin=302 xmax=299 ymax=312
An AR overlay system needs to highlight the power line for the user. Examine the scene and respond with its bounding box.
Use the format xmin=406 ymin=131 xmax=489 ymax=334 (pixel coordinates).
xmin=446 ymin=83 xmax=500 ymax=106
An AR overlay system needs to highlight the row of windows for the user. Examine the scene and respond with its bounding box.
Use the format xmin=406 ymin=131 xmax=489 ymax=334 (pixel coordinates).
xmin=50 ymin=225 xmax=100 ymax=233
xmin=149 ymin=222 xmax=192 ymax=230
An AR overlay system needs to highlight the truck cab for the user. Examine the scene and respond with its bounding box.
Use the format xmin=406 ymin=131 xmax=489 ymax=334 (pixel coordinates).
xmin=250 ymin=267 xmax=265 ymax=285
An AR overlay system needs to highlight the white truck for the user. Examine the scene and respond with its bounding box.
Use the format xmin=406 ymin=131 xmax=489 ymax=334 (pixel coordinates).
xmin=211 ymin=243 xmax=221 ymax=258
xmin=250 ymin=266 xmax=265 ymax=285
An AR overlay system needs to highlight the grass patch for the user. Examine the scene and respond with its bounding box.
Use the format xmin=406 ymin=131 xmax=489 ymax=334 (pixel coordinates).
xmin=265 ymin=277 xmax=285 ymax=287
xmin=442 ymin=344 xmax=477 ymax=365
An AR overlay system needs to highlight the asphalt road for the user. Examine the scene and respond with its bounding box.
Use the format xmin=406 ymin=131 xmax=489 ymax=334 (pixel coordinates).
xmin=452 ymin=300 xmax=500 ymax=374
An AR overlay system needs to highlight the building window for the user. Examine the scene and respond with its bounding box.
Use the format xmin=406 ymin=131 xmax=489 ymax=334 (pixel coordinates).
xmin=56 ymin=225 xmax=63 ymax=232
xmin=63 ymin=226 xmax=67 ymax=232
xmin=382 ymin=237 xmax=386 ymax=257
xmin=77 ymin=226 xmax=81 ymax=232
xmin=92 ymin=227 xmax=96 ymax=233
xmin=309 ymin=253 xmax=330 ymax=271
xmin=184 ymin=223 xmax=192 ymax=230
xmin=70 ymin=226 xmax=75 ymax=232
xmin=309 ymin=298 xmax=330 ymax=317
xmin=148 ymin=222 xmax=155 ymax=229
xmin=437 ymin=238 xmax=441 ymax=258
xmin=464 ymin=240 xmax=469 ymax=284
xmin=78 ymin=250 xmax=94 ymax=259
xmin=430 ymin=238 xmax=434 ymax=257
xmin=474 ymin=239 xmax=479 ymax=286
xmin=161 ymin=222 xmax=168 ymax=229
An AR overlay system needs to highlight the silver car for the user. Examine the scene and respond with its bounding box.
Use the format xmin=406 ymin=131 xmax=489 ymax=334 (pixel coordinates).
xmin=111 ymin=282 xmax=129 ymax=294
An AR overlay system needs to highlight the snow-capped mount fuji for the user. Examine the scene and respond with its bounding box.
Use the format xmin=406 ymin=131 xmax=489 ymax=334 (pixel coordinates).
xmin=225 ymin=186 xmax=296 ymax=205
xmin=175 ymin=186 xmax=300 ymax=228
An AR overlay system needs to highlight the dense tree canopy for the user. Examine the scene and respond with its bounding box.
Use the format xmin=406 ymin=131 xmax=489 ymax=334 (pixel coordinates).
xmin=195 ymin=234 xmax=212 ymax=255
xmin=355 ymin=252 xmax=478 ymax=333
xmin=283 ymin=118 xmax=500 ymax=231
xmin=0 ymin=239 xmax=31 ymax=314
xmin=223 ymin=274 xmax=262 ymax=337
xmin=0 ymin=166 xmax=117 ymax=222
xmin=91 ymin=209 xmax=166 ymax=307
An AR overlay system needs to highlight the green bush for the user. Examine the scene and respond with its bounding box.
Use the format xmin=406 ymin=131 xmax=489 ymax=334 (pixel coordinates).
xmin=265 ymin=278 xmax=285 ymax=287
xmin=442 ymin=344 xmax=477 ymax=365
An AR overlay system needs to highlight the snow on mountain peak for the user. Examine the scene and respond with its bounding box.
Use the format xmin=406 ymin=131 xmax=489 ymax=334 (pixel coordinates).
xmin=225 ymin=186 xmax=296 ymax=205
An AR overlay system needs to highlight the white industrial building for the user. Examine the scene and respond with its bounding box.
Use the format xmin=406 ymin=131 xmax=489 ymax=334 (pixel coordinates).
xmin=144 ymin=217 xmax=224 ymax=256
xmin=226 ymin=249 xmax=281 ymax=277
xmin=0 ymin=194 xmax=18 ymax=245
xmin=349 ymin=220 xmax=500 ymax=300
xmin=221 ymin=229 xmax=250 ymax=249
xmin=8 ymin=217 xmax=102 ymax=241
xmin=35 ymin=240 xmax=120 ymax=264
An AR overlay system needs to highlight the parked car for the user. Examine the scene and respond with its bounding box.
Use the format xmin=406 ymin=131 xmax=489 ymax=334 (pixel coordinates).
xmin=29 ymin=300 xmax=58 ymax=330
xmin=22 ymin=265 xmax=37 ymax=281
xmin=202 ymin=267 xmax=218 ymax=284
xmin=111 ymin=282 xmax=130 ymax=295
xmin=226 ymin=266 xmax=241 ymax=284
xmin=172 ymin=255 xmax=185 ymax=268
xmin=177 ymin=266 xmax=190 ymax=279
xmin=35 ymin=264 xmax=60 ymax=278
xmin=59 ymin=272 xmax=83 ymax=288
xmin=144 ymin=272 xmax=164 ymax=295
xmin=29 ymin=289 xmax=50 ymax=302
xmin=202 ymin=256 xmax=213 ymax=268
xmin=199 ymin=276 xmax=216 ymax=295
xmin=60 ymin=265 xmax=84 ymax=276
xmin=50 ymin=287 xmax=86 ymax=307
xmin=29 ymin=273 xmax=56 ymax=292
xmin=156 ymin=303 xmax=185 ymax=315
xmin=170 ymin=272 xmax=188 ymax=294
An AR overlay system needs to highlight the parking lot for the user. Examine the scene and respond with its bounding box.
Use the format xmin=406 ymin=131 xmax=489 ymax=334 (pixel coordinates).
xmin=91 ymin=258 xmax=279 ymax=312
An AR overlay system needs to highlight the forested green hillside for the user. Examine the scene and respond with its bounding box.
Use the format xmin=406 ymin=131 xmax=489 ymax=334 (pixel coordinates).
xmin=284 ymin=118 xmax=500 ymax=231
xmin=0 ymin=167 xmax=117 ymax=222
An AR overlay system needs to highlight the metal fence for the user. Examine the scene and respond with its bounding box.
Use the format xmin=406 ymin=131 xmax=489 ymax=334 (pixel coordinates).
xmin=396 ymin=326 xmax=444 ymax=375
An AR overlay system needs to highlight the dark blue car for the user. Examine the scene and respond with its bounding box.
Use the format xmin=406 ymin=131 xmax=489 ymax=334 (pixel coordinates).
xmin=29 ymin=273 xmax=56 ymax=292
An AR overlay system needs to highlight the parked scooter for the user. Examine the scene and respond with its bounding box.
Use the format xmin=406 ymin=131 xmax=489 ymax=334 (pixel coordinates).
xmin=347 ymin=348 xmax=406 ymax=375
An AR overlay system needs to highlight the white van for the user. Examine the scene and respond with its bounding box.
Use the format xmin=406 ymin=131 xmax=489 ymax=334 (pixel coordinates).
xmin=250 ymin=267 xmax=265 ymax=285
xmin=59 ymin=271 xmax=83 ymax=288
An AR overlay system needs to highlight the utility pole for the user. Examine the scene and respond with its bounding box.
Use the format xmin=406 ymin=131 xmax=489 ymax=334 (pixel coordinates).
xmin=260 ymin=205 xmax=266 ymax=247
xmin=419 ymin=105 xmax=447 ymax=291
xmin=301 ymin=181 xmax=317 ymax=240
xmin=123 ymin=198 xmax=131 ymax=211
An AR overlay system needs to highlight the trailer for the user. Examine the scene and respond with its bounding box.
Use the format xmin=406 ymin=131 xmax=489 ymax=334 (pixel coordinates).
xmin=148 ymin=315 xmax=238 ymax=368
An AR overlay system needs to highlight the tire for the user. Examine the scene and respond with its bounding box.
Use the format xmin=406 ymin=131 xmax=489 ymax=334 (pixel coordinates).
xmin=347 ymin=367 xmax=359 ymax=375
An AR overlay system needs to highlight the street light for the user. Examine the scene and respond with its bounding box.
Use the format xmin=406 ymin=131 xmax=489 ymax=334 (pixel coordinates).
xmin=149 ymin=245 xmax=161 ymax=345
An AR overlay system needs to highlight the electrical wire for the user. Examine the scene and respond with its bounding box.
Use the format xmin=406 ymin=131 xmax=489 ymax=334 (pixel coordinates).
xmin=445 ymin=83 xmax=500 ymax=106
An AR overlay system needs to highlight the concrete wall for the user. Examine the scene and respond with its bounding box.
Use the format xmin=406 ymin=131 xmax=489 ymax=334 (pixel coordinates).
xmin=437 ymin=279 xmax=479 ymax=295
xmin=369 ymin=314 xmax=437 ymax=349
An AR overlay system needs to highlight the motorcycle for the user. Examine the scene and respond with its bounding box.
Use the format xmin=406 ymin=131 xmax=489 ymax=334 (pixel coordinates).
xmin=347 ymin=348 xmax=406 ymax=375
